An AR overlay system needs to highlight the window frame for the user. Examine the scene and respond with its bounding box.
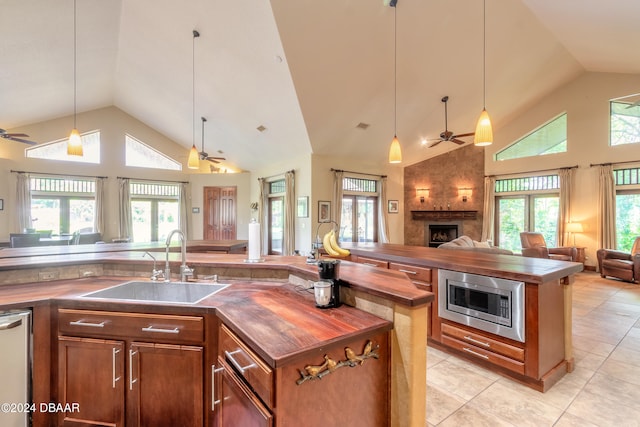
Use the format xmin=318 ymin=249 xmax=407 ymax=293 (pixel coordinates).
xmin=129 ymin=181 xmax=181 ymax=243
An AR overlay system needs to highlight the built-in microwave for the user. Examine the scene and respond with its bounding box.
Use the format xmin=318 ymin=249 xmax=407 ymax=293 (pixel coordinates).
xmin=438 ymin=269 xmax=525 ymax=342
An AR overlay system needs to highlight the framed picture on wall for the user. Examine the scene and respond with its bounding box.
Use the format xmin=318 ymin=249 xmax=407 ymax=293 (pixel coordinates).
xmin=297 ymin=196 xmax=309 ymax=218
xmin=318 ymin=200 xmax=331 ymax=222
xmin=388 ymin=200 xmax=399 ymax=213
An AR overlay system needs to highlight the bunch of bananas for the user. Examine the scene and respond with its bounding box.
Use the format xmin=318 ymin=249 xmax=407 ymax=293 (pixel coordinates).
xmin=322 ymin=229 xmax=350 ymax=257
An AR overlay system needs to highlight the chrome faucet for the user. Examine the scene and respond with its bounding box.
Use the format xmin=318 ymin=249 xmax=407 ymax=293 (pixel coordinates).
xmin=164 ymin=229 xmax=194 ymax=282
xmin=143 ymin=251 xmax=164 ymax=281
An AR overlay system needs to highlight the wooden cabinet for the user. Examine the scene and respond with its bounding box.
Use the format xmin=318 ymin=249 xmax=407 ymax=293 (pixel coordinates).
xmin=352 ymin=255 xmax=389 ymax=269
xmin=389 ymin=262 xmax=432 ymax=289
xmin=215 ymin=324 xmax=389 ymax=426
xmin=57 ymin=308 xmax=207 ymax=427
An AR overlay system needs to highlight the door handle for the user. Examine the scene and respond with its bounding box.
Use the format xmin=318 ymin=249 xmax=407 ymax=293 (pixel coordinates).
xmin=129 ymin=349 xmax=138 ymax=390
xmin=0 ymin=319 xmax=22 ymax=330
xmin=112 ymin=348 xmax=121 ymax=388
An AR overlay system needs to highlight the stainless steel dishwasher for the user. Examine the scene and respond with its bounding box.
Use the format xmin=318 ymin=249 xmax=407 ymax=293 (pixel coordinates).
xmin=0 ymin=310 xmax=31 ymax=427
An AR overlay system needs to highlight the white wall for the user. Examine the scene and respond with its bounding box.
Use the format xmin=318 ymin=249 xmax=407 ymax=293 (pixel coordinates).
xmin=484 ymin=71 xmax=640 ymax=268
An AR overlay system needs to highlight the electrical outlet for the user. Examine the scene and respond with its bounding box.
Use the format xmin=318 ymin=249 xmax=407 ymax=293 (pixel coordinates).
xmin=39 ymin=271 xmax=59 ymax=281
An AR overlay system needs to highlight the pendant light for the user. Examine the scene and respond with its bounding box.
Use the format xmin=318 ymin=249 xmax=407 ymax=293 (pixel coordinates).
xmin=388 ymin=0 xmax=402 ymax=164
xmin=474 ymin=0 xmax=493 ymax=146
xmin=67 ymin=0 xmax=83 ymax=156
xmin=187 ymin=30 xmax=201 ymax=169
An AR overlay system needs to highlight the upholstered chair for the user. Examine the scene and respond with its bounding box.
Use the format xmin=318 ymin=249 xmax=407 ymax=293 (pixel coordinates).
xmin=519 ymin=232 xmax=577 ymax=261
xmin=597 ymin=237 xmax=640 ymax=283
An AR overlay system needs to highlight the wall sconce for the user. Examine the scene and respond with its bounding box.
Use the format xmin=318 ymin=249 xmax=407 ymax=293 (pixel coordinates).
xmin=458 ymin=188 xmax=472 ymax=202
xmin=416 ymin=188 xmax=429 ymax=203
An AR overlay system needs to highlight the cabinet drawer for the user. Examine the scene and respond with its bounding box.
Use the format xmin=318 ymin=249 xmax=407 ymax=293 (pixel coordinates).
xmin=442 ymin=335 xmax=525 ymax=375
xmin=355 ymin=256 xmax=389 ymax=269
xmin=58 ymin=309 xmax=204 ymax=344
xmin=389 ymin=262 xmax=432 ymax=283
xmin=219 ymin=324 xmax=274 ymax=408
xmin=441 ymin=323 xmax=524 ymax=362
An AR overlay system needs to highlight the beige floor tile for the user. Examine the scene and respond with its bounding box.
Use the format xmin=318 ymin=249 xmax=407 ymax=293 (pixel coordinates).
xmin=572 ymin=333 xmax=617 ymax=356
xmin=583 ymin=372 xmax=640 ymax=408
xmin=553 ymin=411 xmax=602 ymax=427
xmin=469 ymin=381 xmax=565 ymax=426
xmin=438 ymin=402 xmax=515 ymax=427
xmin=608 ymin=345 xmax=640 ymax=368
xmin=427 ymin=359 xmax=496 ymax=401
xmin=572 ymin=348 xmax=607 ymax=372
xmin=566 ymin=386 xmax=640 ymax=426
xmin=597 ymin=357 xmax=640 ymax=386
xmin=425 ymin=385 xmax=466 ymax=425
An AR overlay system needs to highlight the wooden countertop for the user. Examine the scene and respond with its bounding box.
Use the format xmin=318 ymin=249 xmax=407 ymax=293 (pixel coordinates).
xmin=0 ymin=275 xmax=392 ymax=368
xmin=343 ymin=242 xmax=583 ymax=284
xmin=0 ymin=240 xmax=248 ymax=259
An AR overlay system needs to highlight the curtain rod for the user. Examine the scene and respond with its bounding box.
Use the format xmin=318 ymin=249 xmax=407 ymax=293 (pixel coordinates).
xmin=590 ymin=159 xmax=640 ymax=167
xmin=257 ymin=169 xmax=295 ymax=181
xmin=331 ymin=168 xmax=387 ymax=179
xmin=485 ymin=164 xmax=578 ymax=178
xmin=10 ymin=170 xmax=108 ymax=179
xmin=117 ymin=176 xmax=189 ymax=184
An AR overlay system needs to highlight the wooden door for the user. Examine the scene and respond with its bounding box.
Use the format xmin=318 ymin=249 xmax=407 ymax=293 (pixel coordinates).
xmin=128 ymin=342 xmax=203 ymax=427
xmin=218 ymin=358 xmax=272 ymax=427
xmin=204 ymin=186 xmax=237 ymax=240
xmin=58 ymin=336 xmax=125 ymax=427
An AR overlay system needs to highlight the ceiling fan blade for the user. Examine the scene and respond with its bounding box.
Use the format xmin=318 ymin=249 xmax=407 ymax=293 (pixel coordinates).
xmin=452 ymin=132 xmax=474 ymax=138
xmin=8 ymin=137 xmax=37 ymax=145
xmin=5 ymin=133 xmax=30 ymax=138
xmin=205 ymin=157 xmax=221 ymax=164
xmin=428 ymin=140 xmax=442 ymax=148
xmin=451 ymin=138 xmax=467 ymax=145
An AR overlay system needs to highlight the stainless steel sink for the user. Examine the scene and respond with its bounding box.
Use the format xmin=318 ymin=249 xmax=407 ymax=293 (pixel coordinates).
xmin=81 ymin=281 xmax=230 ymax=304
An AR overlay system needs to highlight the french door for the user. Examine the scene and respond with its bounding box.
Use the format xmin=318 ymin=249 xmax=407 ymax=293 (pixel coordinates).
xmin=496 ymin=194 xmax=559 ymax=252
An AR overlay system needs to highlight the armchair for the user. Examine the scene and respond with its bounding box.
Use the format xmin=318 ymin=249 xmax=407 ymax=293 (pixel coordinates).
xmin=596 ymin=237 xmax=640 ymax=283
xmin=520 ymin=232 xmax=577 ymax=261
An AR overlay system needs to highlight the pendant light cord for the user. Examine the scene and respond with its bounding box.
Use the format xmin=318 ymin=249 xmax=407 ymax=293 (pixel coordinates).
xmin=73 ymin=0 xmax=77 ymax=129
xmin=394 ymin=4 xmax=397 ymax=135
xmin=192 ymin=30 xmax=198 ymax=149
xmin=482 ymin=0 xmax=486 ymax=110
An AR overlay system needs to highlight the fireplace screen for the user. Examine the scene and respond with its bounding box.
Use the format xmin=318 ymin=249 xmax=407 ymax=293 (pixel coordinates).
xmin=428 ymin=224 xmax=458 ymax=247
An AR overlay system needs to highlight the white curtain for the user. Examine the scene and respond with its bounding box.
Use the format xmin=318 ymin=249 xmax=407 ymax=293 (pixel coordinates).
xmin=16 ymin=172 xmax=31 ymax=232
xmin=378 ymin=176 xmax=390 ymax=243
xmin=118 ymin=178 xmax=132 ymax=241
xmin=558 ymin=168 xmax=572 ymax=246
xmin=257 ymin=178 xmax=266 ymax=255
xmin=283 ymin=171 xmax=296 ymax=255
xmin=481 ymin=176 xmax=496 ymax=242
xmin=179 ymin=182 xmax=191 ymax=239
xmin=94 ymin=177 xmax=106 ymax=235
xmin=598 ymin=164 xmax=616 ymax=250
xmin=332 ymin=170 xmax=344 ymax=232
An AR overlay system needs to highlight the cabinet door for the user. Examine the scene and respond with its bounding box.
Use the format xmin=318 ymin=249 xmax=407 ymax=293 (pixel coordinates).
xmin=58 ymin=336 xmax=125 ymax=427
xmin=128 ymin=342 xmax=203 ymax=427
xmin=218 ymin=358 xmax=272 ymax=427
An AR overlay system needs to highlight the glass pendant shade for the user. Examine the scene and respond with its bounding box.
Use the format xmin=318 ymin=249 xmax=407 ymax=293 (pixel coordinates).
xmin=187 ymin=144 xmax=200 ymax=169
xmin=473 ymin=108 xmax=493 ymax=146
xmin=67 ymin=128 xmax=83 ymax=156
xmin=389 ymin=135 xmax=402 ymax=163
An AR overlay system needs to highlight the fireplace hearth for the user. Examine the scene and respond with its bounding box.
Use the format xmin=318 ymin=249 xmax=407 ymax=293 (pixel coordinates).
xmin=427 ymin=224 xmax=458 ymax=247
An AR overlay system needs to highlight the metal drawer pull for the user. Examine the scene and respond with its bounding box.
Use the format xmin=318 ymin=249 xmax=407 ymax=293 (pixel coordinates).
xmin=141 ymin=326 xmax=180 ymax=334
xmin=112 ymin=348 xmax=121 ymax=388
xmin=129 ymin=350 xmax=138 ymax=390
xmin=0 ymin=319 xmax=22 ymax=330
xmin=225 ymin=349 xmax=256 ymax=374
xmin=463 ymin=347 xmax=489 ymax=360
xmin=69 ymin=319 xmax=106 ymax=328
xmin=363 ymin=263 xmax=378 ymax=267
xmin=398 ymin=269 xmax=417 ymax=275
xmin=211 ymin=365 xmax=224 ymax=410
xmin=463 ymin=335 xmax=491 ymax=347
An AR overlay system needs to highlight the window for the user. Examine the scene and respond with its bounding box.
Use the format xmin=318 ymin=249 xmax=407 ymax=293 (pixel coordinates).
xmin=267 ymin=180 xmax=285 ymax=254
xmin=495 ymin=114 xmax=567 ymax=161
xmin=30 ymin=177 xmax=96 ymax=234
xmin=611 ymin=101 xmax=640 ymax=146
xmin=614 ymin=167 xmax=640 ymax=251
xmin=494 ymin=175 xmax=560 ymax=252
xmin=130 ymin=182 xmax=180 ymax=242
xmin=26 ymin=130 xmax=101 ymax=164
xmin=125 ymin=134 xmax=182 ymax=170
xmin=340 ymin=177 xmax=378 ymax=243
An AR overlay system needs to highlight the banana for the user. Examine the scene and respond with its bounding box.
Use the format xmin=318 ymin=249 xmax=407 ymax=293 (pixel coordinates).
xmin=322 ymin=230 xmax=341 ymax=256
xmin=328 ymin=229 xmax=350 ymax=257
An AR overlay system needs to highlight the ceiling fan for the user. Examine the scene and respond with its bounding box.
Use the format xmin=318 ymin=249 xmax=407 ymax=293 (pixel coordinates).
xmin=0 ymin=129 xmax=37 ymax=145
xmin=198 ymin=117 xmax=225 ymax=163
xmin=427 ymin=96 xmax=475 ymax=148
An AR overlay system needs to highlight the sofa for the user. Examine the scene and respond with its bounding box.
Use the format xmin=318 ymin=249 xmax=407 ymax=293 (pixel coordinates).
xmin=437 ymin=235 xmax=513 ymax=255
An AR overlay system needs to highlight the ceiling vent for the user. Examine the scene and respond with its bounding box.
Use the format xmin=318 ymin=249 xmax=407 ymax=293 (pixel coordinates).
xmin=356 ymin=122 xmax=370 ymax=130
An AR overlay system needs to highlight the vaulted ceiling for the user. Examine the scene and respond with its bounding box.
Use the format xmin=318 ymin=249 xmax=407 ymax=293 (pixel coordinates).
xmin=2 ymin=0 xmax=639 ymax=171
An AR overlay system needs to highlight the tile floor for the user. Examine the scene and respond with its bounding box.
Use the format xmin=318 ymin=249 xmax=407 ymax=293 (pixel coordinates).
xmin=426 ymin=270 xmax=640 ymax=427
